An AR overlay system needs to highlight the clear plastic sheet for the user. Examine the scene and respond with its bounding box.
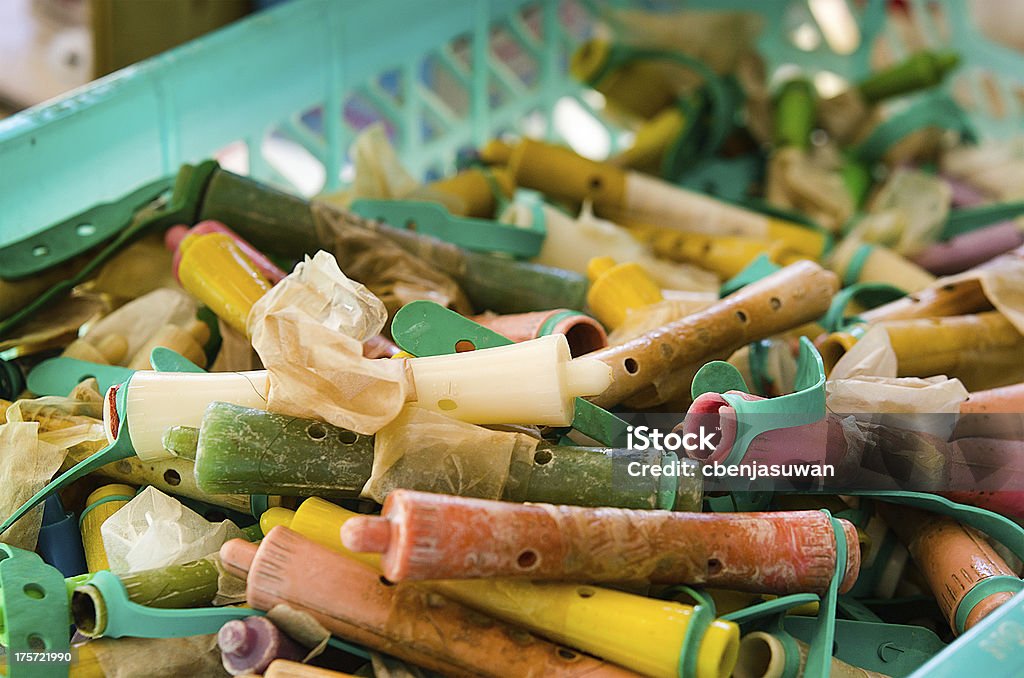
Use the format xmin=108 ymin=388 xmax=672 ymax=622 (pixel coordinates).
xmin=248 ymin=251 xmax=387 ymax=343
xmin=100 ymin=486 xmax=245 ymax=573
xmin=362 ymin=406 xmax=539 ymax=503
xmin=766 ymin=146 xmax=854 ymax=233
xmin=939 ymin=247 xmax=1024 ymax=335
xmin=0 ymin=422 xmax=64 ymax=550
xmin=848 ymin=169 xmax=952 ymax=255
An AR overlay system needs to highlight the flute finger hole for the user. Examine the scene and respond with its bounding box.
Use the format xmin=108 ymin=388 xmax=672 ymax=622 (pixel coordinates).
xmin=736 ymin=310 xmax=748 ymax=323
xmin=624 ymin=357 xmax=639 ymax=374
xmin=516 ymin=549 xmax=538 ymax=569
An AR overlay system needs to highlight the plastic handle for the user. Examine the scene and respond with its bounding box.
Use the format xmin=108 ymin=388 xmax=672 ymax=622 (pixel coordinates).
xmin=350 ymin=198 xmax=546 ymax=258
xmin=27 ymin=358 xmax=135 ymax=397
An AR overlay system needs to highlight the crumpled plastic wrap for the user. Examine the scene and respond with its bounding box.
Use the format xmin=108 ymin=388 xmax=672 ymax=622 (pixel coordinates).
xmin=210 ymin=554 xmax=248 ymax=606
xmin=362 ymin=406 xmax=539 ymax=503
xmin=5 ymin=385 xmax=105 ymax=452
xmin=83 ymin=287 xmax=198 ymax=364
xmin=827 ymin=326 xmax=968 ymax=439
xmin=249 ymin=250 xmax=387 ymax=343
xmin=100 ymin=486 xmax=245 ymax=574
xmin=87 ymin=634 xmax=229 ymax=678
xmin=250 ymin=296 xmax=411 ymax=435
xmin=0 ymin=422 xmax=64 ymax=550
xmin=765 ymin=146 xmax=854 ymax=233
xmin=846 ymin=169 xmax=951 ymax=256
xmin=310 ymin=200 xmax=471 ymax=319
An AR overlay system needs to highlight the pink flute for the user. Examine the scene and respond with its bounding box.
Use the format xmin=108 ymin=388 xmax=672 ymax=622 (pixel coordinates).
xmin=961 ymin=383 xmax=1024 ymax=414
xmin=912 ymin=222 xmax=1024 ymax=276
xmin=943 ymin=175 xmax=989 ymax=208
xmin=471 ymin=309 xmax=608 ymax=357
xmin=341 ymin=490 xmax=859 ymax=595
xmin=221 ymin=527 xmax=640 ymax=678
xmin=683 ymin=392 xmax=1024 ymax=517
xmin=166 ymin=221 xmax=287 ymax=283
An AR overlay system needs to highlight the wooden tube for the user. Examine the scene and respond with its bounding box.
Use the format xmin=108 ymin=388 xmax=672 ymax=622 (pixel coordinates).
xmin=588 ymin=261 xmax=838 ymax=408
xmin=220 ymin=529 xmax=641 ymax=678
xmin=341 ymin=490 xmax=859 ymax=595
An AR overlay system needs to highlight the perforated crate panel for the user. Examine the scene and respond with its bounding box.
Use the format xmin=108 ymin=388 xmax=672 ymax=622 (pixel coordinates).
xmin=1 ymin=0 xmax=1022 ymax=249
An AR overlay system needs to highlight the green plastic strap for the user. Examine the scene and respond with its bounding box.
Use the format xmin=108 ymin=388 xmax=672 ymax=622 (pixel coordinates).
xmin=350 ymin=198 xmax=545 ymax=258
xmin=671 ymin=586 xmax=716 ymax=678
xmin=0 ymin=176 xmax=174 ymax=281
xmin=953 ymin=575 xmax=1024 ymax=635
xmin=853 ymin=92 xmax=976 ymax=164
xmin=78 ymin=494 xmax=134 ymax=526
xmin=842 ymin=243 xmax=875 ymax=287
xmin=391 ymin=300 xmax=629 ymax=447
xmin=656 ymin=451 xmax=680 ymax=511
xmin=537 ymin=309 xmax=587 ymax=338
xmin=480 ymin=167 xmax=513 ymax=215
xmin=150 ymin=346 xmax=205 ymax=373
xmin=692 ymin=337 xmax=826 ymax=467
xmin=0 ymin=161 xmax=218 ymax=338
xmin=747 ymin=340 xmax=774 ymax=396
xmin=249 ymin=494 xmax=271 ymax=520
xmin=26 ymin=357 xmax=135 ymax=397
xmin=721 ymin=593 xmax=820 ymax=624
xmin=941 ymin=200 xmax=1024 ymax=240
xmin=719 ymin=254 xmax=782 ymax=297
xmin=820 ymin=282 xmax=907 ymax=333
xmin=802 ymin=510 xmax=847 ymax=678
xmin=0 ymin=545 xmax=71 ymax=676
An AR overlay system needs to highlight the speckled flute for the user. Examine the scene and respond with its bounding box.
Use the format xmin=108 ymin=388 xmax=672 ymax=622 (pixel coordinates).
xmin=586 ymin=261 xmax=839 ymax=408
xmin=340 ymin=490 xmax=860 ymax=595
xmin=186 ymin=402 xmax=701 ymax=510
xmin=876 ymin=502 xmax=1019 ymax=635
xmin=220 ymin=528 xmax=641 ymax=678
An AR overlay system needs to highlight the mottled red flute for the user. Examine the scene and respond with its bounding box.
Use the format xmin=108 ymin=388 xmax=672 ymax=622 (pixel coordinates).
xmin=341 ymin=490 xmax=859 ymax=595
xmin=220 ymin=527 xmax=639 ymax=678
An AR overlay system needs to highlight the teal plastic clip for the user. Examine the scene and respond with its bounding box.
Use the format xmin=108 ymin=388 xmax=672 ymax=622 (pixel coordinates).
xmin=785 ymin=617 xmax=946 ymax=676
xmin=719 ymin=254 xmax=782 ymax=298
xmin=801 ymin=510 xmax=846 ymax=678
xmin=2 ymin=348 xmax=270 ymax=535
xmin=88 ymin=569 xmax=259 ymax=638
xmin=941 ymin=200 xmax=1024 ymax=240
xmin=0 ymin=545 xmax=71 ymax=678
xmin=691 ymin=337 xmax=826 ymax=466
xmin=0 ymin=161 xmax=218 ymax=338
xmin=656 ymin=586 xmax=717 ymax=678
xmin=390 ymin=300 xmax=629 ymax=447
xmin=853 ymin=91 xmax=977 ymax=164
xmin=350 ymin=198 xmax=545 ymax=258
xmin=27 ymin=357 xmax=135 ymax=397
xmin=820 ymin=282 xmax=907 ymax=333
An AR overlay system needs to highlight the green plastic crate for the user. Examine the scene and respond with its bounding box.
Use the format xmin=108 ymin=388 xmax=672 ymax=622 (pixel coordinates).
xmin=2 ymin=0 xmax=1024 ymax=251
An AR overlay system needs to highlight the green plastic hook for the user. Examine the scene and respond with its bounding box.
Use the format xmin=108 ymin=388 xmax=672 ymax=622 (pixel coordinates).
xmin=820 ymin=282 xmax=907 ymax=334
xmin=941 ymin=200 xmax=1024 ymax=240
xmin=853 ymin=91 xmax=976 ymax=164
xmin=719 ymin=254 xmax=782 ymax=298
xmin=390 ymin=300 xmax=629 ymax=447
xmin=27 ymin=357 xmax=135 ymax=397
xmin=0 ymin=161 xmax=218 ymax=338
xmin=349 ymin=198 xmax=545 ymax=258
xmin=0 ymin=545 xmax=71 ymax=678
xmin=691 ymin=337 xmax=826 ymax=467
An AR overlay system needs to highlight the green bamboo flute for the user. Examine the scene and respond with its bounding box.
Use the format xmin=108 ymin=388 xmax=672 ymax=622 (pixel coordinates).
xmin=173 ymin=402 xmax=702 ymax=511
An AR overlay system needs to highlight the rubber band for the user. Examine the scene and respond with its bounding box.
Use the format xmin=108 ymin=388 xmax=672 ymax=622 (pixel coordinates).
xmin=78 ymin=494 xmax=135 ymax=526
xmin=953 ymin=575 xmax=1024 ymax=635
xmin=672 ymin=586 xmax=717 ymax=678
xmin=842 ymin=244 xmax=874 ymax=287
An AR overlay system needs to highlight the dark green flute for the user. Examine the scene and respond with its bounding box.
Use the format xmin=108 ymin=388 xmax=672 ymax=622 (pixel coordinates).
xmin=176 ymin=402 xmax=701 ymax=511
xmin=197 ymin=169 xmax=588 ymax=313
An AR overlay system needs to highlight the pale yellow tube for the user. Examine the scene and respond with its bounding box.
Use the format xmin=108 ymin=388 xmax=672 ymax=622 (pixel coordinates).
xmin=639 ymin=227 xmax=806 ymax=279
xmin=508 ymin=139 xmax=826 ymax=258
xmin=735 ymin=632 xmax=889 ymax=678
xmin=81 ymin=484 xmax=135 ymax=572
xmin=262 ymin=500 xmax=740 ymax=678
xmin=829 ymin=240 xmax=935 ymax=292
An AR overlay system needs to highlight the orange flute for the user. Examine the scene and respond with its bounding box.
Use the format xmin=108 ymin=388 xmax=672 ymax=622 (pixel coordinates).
xmin=960 ymin=383 xmax=1024 ymax=414
xmin=876 ymin=503 xmax=1020 ymax=635
xmin=220 ymin=527 xmax=641 ymax=678
xmin=341 ymin=490 xmax=859 ymax=595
